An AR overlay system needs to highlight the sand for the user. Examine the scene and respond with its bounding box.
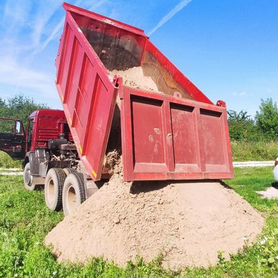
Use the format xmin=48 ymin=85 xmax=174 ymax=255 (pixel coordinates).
xmin=109 ymin=65 xmax=193 ymax=99
xmin=45 ymin=170 xmax=264 ymax=270
xmin=110 ymin=66 xmax=159 ymax=92
xmin=257 ymin=186 xmax=278 ymax=200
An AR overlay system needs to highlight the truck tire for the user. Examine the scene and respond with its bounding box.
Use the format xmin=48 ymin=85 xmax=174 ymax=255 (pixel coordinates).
xmin=63 ymin=168 xmax=75 ymax=176
xmin=62 ymin=172 xmax=86 ymax=216
xmin=44 ymin=168 xmax=66 ymax=211
xmin=23 ymin=163 xmax=36 ymax=191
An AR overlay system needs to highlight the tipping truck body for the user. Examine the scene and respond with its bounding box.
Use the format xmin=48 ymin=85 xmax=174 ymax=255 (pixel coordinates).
xmin=57 ymin=3 xmax=233 ymax=182
xmin=0 ymin=3 xmax=233 ymax=215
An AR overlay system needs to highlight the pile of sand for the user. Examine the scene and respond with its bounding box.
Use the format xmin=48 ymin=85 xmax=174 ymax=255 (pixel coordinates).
xmin=110 ymin=66 xmax=159 ymax=92
xmin=109 ymin=65 xmax=191 ymax=99
xmin=45 ymin=172 xmax=264 ymax=270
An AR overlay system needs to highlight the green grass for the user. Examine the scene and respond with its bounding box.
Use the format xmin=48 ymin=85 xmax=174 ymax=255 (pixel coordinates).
xmin=0 ymin=168 xmax=277 ymax=278
xmin=232 ymin=141 xmax=277 ymax=161
xmin=0 ymin=151 xmax=22 ymax=168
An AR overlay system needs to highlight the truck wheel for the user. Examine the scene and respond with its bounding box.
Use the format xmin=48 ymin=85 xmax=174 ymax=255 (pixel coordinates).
xmin=63 ymin=168 xmax=75 ymax=176
xmin=44 ymin=168 xmax=66 ymax=211
xmin=62 ymin=172 xmax=86 ymax=216
xmin=23 ymin=163 xmax=36 ymax=191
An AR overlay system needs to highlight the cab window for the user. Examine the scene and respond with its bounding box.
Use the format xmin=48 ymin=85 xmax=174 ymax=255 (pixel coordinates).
xmin=15 ymin=120 xmax=24 ymax=135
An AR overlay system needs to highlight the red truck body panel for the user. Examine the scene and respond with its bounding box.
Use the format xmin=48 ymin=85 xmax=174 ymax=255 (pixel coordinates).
xmin=56 ymin=8 xmax=118 ymax=180
xmin=120 ymin=88 xmax=233 ymax=181
xmin=56 ymin=3 xmax=234 ymax=181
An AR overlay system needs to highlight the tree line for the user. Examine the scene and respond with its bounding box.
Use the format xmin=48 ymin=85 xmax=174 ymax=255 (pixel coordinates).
xmin=0 ymin=96 xmax=48 ymax=128
xmin=228 ymin=98 xmax=278 ymax=142
xmin=0 ymin=95 xmax=277 ymax=142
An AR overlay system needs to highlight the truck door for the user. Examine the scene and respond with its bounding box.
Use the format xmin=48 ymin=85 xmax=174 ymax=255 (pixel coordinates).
xmin=0 ymin=118 xmax=25 ymax=159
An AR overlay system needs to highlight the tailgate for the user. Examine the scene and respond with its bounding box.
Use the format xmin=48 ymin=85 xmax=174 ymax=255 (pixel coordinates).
xmin=121 ymin=89 xmax=233 ymax=181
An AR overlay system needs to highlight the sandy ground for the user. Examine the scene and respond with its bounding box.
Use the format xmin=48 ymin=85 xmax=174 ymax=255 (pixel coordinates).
xmin=257 ymin=186 xmax=278 ymax=200
xmin=45 ymin=169 xmax=264 ymax=270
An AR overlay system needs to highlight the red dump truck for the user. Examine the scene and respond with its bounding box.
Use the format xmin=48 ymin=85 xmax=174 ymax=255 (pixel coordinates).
xmin=0 ymin=3 xmax=233 ymax=215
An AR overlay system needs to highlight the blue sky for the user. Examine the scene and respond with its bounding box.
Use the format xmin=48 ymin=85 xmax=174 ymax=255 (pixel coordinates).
xmin=0 ymin=0 xmax=277 ymax=116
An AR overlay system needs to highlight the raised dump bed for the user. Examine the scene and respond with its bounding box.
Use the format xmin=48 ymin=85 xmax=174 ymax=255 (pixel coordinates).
xmin=56 ymin=3 xmax=233 ymax=182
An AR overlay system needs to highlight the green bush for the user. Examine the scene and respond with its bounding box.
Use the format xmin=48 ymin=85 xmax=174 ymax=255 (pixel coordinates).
xmin=228 ymin=98 xmax=278 ymax=142
xmin=0 ymin=95 xmax=48 ymax=128
xmin=232 ymin=141 xmax=277 ymax=161
xmin=0 ymin=152 xmax=22 ymax=168
xmin=256 ymin=98 xmax=278 ymax=141
xmin=228 ymin=110 xmax=262 ymax=141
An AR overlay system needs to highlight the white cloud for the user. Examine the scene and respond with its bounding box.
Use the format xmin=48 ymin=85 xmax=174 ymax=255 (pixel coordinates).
xmin=3 ymin=0 xmax=32 ymax=31
xmin=147 ymin=0 xmax=192 ymax=36
xmin=232 ymin=91 xmax=248 ymax=97
xmin=32 ymin=18 xmax=65 ymax=55
xmin=30 ymin=1 xmax=64 ymax=48
xmin=0 ymin=0 xmax=61 ymax=104
xmin=0 ymin=56 xmax=55 ymax=97
xmin=0 ymin=0 xmax=108 ymax=107
xmin=35 ymin=0 xmax=108 ymax=55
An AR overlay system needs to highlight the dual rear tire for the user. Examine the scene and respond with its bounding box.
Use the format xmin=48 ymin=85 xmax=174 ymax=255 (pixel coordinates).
xmin=44 ymin=168 xmax=66 ymax=211
xmin=62 ymin=171 xmax=86 ymax=215
xmin=44 ymin=168 xmax=86 ymax=215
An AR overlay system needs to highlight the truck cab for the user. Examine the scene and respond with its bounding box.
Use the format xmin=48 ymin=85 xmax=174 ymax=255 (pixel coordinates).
xmin=24 ymin=110 xmax=74 ymax=186
xmin=0 ymin=110 xmax=74 ymax=182
xmin=0 ymin=109 xmax=97 ymax=215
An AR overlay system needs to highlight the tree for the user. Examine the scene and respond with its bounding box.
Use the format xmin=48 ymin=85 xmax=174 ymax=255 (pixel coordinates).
xmin=255 ymin=98 xmax=278 ymax=141
xmin=228 ymin=110 xmax=259 ymax=141
xmin=0 ymin=95 xmax=48 ymax=128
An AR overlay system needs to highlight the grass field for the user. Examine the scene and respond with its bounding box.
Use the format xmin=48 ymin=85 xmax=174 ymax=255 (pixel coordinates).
xmin=231 ymin=141 xmax=277 ymax=161
xmin=0 ymin=167 xmax=277 ymax=277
